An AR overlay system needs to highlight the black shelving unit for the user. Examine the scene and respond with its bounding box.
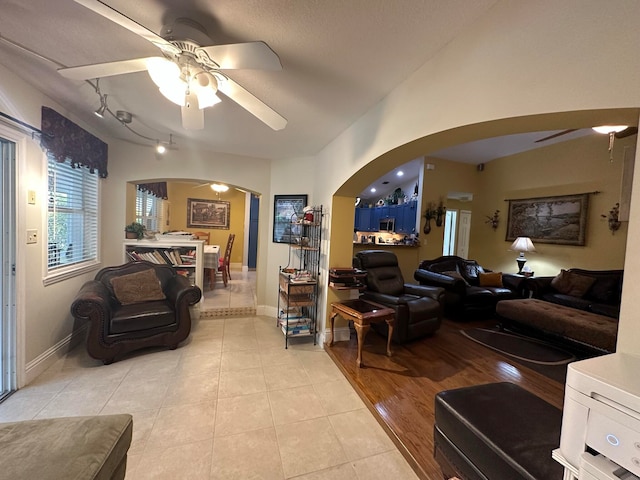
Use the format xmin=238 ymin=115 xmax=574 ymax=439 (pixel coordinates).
xmin=277 ymin=205 xmax=323 ymax=348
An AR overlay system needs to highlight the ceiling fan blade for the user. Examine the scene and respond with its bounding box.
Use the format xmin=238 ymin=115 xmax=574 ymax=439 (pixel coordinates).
xmin=217 ymin=76 xmax=287 ymax=130
xmin=74 ymin=0 xmax=180 ymax=56
xmin=181 ymin=92 xmax=204 ymax=130
xmin=534 ymin=129 xmax=578 ymax=143
xmin=58 ymin=57 xmax=158 ymax=80
xmin=615 ymin=126 xmax=638 ymax=139
xmin=197 ymin=42 xmax=282 ymax=70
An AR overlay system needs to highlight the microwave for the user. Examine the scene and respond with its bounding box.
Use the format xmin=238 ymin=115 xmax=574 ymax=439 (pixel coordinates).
xmin=379 ymin=217 xmax=395 ymax=232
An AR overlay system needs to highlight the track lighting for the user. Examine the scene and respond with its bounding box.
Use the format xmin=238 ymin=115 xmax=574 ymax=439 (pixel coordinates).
xmin=94 ymin=93 xmax=108 ymax=118
xmin=156 ymin=142 xmax=166 ymax=154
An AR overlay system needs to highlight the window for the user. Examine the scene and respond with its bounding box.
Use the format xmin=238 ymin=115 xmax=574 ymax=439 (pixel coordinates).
xmin=47 ymin=155 xmax=99 ymax=273
xmin=136 ymin=189 xmax=164 ymax=232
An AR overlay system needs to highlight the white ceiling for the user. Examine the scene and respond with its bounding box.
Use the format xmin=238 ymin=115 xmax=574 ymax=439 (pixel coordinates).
xmin=0 ymin=0 xmax=500 ymax=160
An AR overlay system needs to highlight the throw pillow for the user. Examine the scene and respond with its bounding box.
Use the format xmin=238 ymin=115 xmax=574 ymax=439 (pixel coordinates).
xmin=479 ymin=271 xmax=503 ymax=287
xmin=551 ymin=269 xmax=596 ymax=297
xmin=442 ymin=270 xmax=470 ymax=285
xmin=110 ymin=268 xmax=166 ymax=305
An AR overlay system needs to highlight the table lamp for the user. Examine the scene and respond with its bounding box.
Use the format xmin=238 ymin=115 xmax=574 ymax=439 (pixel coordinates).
xmin=510 ymin=236 xmax=536 ymax=274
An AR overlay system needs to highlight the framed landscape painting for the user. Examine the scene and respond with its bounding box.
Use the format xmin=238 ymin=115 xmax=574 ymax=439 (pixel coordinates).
xmin=186 ymin=198 xmax=230 ymax=229
xmin=273 ymin=194 xmax=307 ymax=243
xmin=505 ymin=193 xmax=589 ymax=245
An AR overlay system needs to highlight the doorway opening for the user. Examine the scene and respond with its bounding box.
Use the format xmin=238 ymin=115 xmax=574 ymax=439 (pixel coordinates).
xmin=0 ymin=136 xmax=17 ymax=401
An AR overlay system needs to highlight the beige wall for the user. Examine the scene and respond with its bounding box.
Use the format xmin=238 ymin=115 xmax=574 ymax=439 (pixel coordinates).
xmin=4 ymin=0 xmax=640 ymax=386
xmin=166 ymin=182 xmax=245 ymax=265
xmin=470 ymin=134 xmax=631 ymax=276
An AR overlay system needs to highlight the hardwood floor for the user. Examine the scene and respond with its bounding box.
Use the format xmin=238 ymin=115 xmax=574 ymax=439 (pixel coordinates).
xmin=324 ymin=318 xmax=567 ymax=480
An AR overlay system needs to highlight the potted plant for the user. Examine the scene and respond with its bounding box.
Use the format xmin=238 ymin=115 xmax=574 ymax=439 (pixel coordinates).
xmin=125 ymin=222 xmax=146 ymax=239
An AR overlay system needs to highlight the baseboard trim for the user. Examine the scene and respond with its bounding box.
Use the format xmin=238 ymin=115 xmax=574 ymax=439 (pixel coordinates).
xmin=24 ymin=325 xmax=87 ymax=385
xmin=319 ymin=327 xmax=351 ymax=345
xmin=259 ymin=305 xmax=278 ymax=317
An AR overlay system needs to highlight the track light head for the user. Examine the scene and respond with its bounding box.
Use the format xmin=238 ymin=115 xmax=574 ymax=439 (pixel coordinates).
xmin=94 ymin=94 xmax=108 ymax=118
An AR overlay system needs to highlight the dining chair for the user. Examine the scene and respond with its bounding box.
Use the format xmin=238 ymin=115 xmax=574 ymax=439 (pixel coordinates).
xmin=218 ymin=233 xmax=235 ymax=287
xmin=192 ymin=231 xmax=210 ymax=244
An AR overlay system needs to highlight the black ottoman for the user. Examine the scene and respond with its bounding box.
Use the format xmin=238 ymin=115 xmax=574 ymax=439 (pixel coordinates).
xmin=434 ymin=382 xmax=563 ymax=480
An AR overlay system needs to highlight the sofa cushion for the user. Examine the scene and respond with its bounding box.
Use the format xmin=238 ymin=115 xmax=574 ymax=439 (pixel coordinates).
xmin=442 ymin=270 xmax=469 ymax=285
xmin=461 ymin=261 xmax=485 ymax=286
xmin=110 ymin=268 xmax=166 ymax=305
xmin=429 ymin=261 xmax=460 ymax=274
xmin=479 ymin=272 xmax=502 ymax=288
xmin=0 ymin=414 xmax=133 ymax=480
xmin=586 ymin=276 xmax=621 ymax=304
xmin=542 ymin=292 xmax=592 ymax=312
xmin=110 ymin=301 xmax=175 ymax=334
xmin=550 ymin=269 xmax=596 ymax=297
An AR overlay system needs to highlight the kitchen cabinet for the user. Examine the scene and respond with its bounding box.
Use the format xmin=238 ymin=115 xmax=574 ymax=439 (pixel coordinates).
xmin=354 ymin=207 xmax=375 ymax=232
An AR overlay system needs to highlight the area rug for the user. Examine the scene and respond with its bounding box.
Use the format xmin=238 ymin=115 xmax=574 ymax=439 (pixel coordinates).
xmin=460 ymin=328 xmax=576 ymax=365
xmin=460 ymin=327 xmax=577 ymax=382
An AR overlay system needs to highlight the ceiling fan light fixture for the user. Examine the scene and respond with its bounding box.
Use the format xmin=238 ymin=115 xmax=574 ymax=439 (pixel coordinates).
xmin=592 ymin=125 xmax=628 ymax=134
xmin=159 ymin=83 xmax=187 ymax=106
xmin=211 ymin=183 xmax=229 ymax=192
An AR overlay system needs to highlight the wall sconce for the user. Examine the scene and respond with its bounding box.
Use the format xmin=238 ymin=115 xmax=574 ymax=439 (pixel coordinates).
xmin=485 ymin=210 xmax=500 ymax=230
xmin=602 ymin=203 xmax=621 ymax=234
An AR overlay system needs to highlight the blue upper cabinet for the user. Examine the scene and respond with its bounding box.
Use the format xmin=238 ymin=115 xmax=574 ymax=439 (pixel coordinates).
xmin=354 ymin=207 xmax=374 ymax=231
xmin=355 ymin=201 xmax=417 ymax=233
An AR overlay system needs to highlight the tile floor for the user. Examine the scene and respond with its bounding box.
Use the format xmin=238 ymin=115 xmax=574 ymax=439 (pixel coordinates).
xmin=0 ymin=272 xmax=418 ymax=480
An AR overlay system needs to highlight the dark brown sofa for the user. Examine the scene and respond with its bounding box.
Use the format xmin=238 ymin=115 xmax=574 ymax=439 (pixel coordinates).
xmin=524 ymin=268 xmax=623 ymax=318
xmin=414 ymin=255 xmax=524 ymax=320
xmin=71 ymin=261 xmax=202 ymax=364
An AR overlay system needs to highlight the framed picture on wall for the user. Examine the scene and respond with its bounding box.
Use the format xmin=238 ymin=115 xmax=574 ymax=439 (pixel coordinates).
xmin=273 ymin=194 xmax=308 ymax=243
xmin=505 ymin=193 xmax=589 ymax=245
xmin=186 ymin=198 xmax=230 ymax=229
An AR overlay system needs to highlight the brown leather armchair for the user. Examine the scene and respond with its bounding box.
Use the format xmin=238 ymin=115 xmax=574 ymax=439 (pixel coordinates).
xmin=71 ymin=261 xmax=202 ymax=364
xmin=353 ymin=250 xmax=444 ymax=343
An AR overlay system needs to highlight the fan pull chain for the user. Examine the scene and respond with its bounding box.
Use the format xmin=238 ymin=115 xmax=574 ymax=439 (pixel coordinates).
xmin=609 ymin=132 xmax=616 ymax=162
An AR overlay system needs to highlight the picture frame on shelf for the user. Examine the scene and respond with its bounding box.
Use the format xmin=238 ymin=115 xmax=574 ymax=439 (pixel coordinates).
xmin=186 ymin=198 xmax=230 ymax=229
xmin=505 ymin=193 xmax=589 ymax=245
xmin=273 ymin=194 xmax=308 ymax=243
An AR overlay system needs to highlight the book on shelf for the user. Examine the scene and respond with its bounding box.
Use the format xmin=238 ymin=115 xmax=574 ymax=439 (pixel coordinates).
xmin=281 ymin=324 xmax=310 ymax=335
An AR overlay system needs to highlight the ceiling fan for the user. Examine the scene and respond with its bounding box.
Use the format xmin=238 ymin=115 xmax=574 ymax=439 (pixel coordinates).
xmin=535 ymin=126 xmax=638 ymax=143
xmin=58 ymin=0 xmax=287 ymax=131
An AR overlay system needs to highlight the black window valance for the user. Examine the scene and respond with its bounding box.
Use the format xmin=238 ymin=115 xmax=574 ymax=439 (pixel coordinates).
xmin=137 ymin=182 xmax=168 ymax=199
xmin=40 ymin=106 xmax=108 ymax=178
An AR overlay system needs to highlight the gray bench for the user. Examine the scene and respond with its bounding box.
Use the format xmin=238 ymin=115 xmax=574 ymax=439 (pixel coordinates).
xmin=0 ymin=414 xmax=133 ymax=479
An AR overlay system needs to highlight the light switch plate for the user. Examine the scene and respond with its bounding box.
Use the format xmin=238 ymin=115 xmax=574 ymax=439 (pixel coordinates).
xmin=27 ymin=229 xmax=37 ymax=244
xmin=28 ymin=190 xmax=36 ymax=205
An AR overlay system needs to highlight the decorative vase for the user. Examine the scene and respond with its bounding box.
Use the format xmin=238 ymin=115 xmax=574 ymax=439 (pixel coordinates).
xmin=125 ymin=232 xmax=138 ymax=239
xmin=423 ymin=219 xmax=431 ymax=235
xmin=435 ymin=214 xmax=443 ymax=227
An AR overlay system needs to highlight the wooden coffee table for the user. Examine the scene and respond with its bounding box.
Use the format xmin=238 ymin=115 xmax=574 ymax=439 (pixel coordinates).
xmin=328 ymin=299 xmax=395 ymax=367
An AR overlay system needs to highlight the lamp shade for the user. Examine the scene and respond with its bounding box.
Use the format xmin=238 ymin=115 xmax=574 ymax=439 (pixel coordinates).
xmin=510 ymin=237 xmax=536 ymax=253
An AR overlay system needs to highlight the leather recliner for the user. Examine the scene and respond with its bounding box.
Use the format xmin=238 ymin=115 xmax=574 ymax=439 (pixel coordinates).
xmin=414 ymin=255 xmax=523 ymax=320
xmin=71 ymin=261 xmax=202 ymax=364
xmin=353 ymin=250 xmax=444 ymax=343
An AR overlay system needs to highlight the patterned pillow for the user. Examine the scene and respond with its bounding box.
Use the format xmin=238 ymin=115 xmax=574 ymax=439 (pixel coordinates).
xmin=550 ymin=269 xmax=596 ymax=297
xmin=110 ymin=269 xmax=166 ymax=305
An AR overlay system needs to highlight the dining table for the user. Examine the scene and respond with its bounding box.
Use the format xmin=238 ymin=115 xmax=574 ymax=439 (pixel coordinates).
xmin=203 ymin=245 xmax=220 ymax=289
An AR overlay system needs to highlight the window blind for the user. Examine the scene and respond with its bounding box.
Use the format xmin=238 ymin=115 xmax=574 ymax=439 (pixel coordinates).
xmin=47 ymin=155 xmax=98 ymax=271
